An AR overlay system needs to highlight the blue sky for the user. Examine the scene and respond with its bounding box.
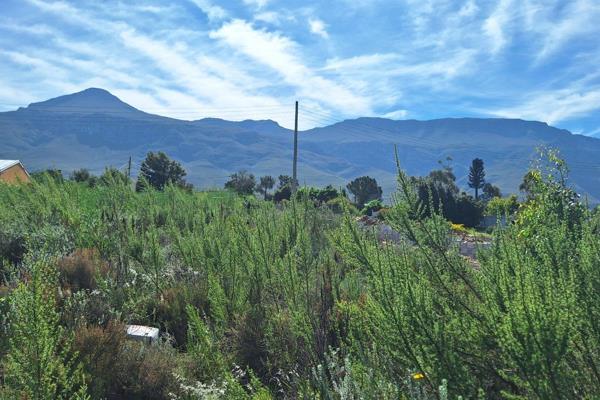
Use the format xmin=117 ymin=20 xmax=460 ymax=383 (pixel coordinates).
xmin=1 ymin=0 xmax=599 ymax=134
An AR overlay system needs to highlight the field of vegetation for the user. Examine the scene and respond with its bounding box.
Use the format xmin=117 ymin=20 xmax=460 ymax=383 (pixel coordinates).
xmin=1 ymin=152 xmax=599 ymax=399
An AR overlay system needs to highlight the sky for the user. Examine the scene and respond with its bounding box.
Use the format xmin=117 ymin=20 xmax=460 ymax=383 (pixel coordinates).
xmin=0 ymin=0 xmax=599 ymax=134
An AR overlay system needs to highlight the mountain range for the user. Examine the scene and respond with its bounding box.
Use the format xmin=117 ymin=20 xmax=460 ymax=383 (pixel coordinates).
xmin=1 ymin=88 xmax=600 ymax=202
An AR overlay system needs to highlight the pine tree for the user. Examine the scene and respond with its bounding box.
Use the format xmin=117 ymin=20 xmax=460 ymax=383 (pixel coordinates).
xmin=346 ymin=176 xmax=383 ymax=207
xmin=468 ymin=158 xmax=486 ymax=200
xmin=136 ymin=151 xmax=187 ymax=191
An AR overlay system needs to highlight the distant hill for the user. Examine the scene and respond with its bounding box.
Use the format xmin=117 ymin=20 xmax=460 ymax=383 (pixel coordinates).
xmin=2 ymin=88 xmax=600 ymax=202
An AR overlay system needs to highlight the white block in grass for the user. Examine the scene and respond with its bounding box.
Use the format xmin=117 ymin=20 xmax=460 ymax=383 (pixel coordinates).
xmin=126 ymin=325 xmax=159 ymax=344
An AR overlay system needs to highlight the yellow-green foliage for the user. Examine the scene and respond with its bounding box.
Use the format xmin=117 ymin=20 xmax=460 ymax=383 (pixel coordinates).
xmin=0 ymin=153 xmax=599 ymax=399
xmin=485 ymin=195 xmax=519 ymax=216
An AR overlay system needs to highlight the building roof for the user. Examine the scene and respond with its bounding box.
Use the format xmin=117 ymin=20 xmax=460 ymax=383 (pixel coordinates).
xmin=0 ymin=160 xmax=20 ymax=173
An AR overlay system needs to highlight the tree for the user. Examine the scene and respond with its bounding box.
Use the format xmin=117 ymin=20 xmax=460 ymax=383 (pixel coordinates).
xmin=273 ymin=185 xmax=291 ymax=202
xmin=486 ymin=195 xmax=519 ymax=216
xmin=412 ymin=166 xmax=484 ymax=227
xmin=71 ymin=168 xmax=91 ymax=183
xmin=519 ymin=171 xmax=538 ymax=199
xmin=224 ymin=170 xmax=256 ymax=195
xmin=273 ymin=175 xmax=297 ymax=202
xmin=481 ymin=182 xmax=501 ymax=201
xmin=71 ymin=169 xmax=98 ymax=187
xmin=136 ymin=151 xmax=187 ymax=192
xmin=313 ymin=185 xmax=341 ymax=203
xmin=99 ymin=167 xmax=129 ymax=187
xmin=346 ymin=176 xmax=382 ymax=207
xmin=468 ymin=158 xmax=486 ymax=200
xmin=277 ymin=175 xmax=297 ymax=190
xmin=257 ymin=175 xmax=275 ymax=200
xmin=298 ymin=185 xmax=342 ymax=204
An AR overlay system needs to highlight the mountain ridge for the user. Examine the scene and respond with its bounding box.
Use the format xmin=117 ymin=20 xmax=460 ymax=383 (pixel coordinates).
xmin=1 ymin=88 xmax=599 ymax=202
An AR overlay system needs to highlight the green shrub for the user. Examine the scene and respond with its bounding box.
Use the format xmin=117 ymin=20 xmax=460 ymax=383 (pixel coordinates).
xmin=361 ymin=199 xmax=383 ymax=216
xmin=485 ymin=194 xmax=519 ymax=216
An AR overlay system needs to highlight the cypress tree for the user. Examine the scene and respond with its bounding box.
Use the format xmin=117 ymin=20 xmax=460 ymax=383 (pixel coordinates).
xmin=468 ymin=158 xmax=486 ymax=199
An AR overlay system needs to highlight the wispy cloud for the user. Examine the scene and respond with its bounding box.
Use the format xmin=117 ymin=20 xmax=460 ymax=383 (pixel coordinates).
xmin=243 ymin=0 xmax=270 ymax=10
xmin=188 ymin=0 xmax=227 ymax=21
xmin=1 ymin=0 xmax=599 ymax=133
xmin=209 ymin=19 xmax=371 ymax=114
xmin=120 ymin=28 xmax=282 ymax=115
xmin=534 ymin=0 xmax=600 ymax=62
xmin=254 ymin=11 xmax=281 ymax=25
xmin=383 ymin=109 xmax=408 ymax=119
xmin=482 ymin=0 xmax=514 ymax=54
xmin=490 ymin=85 xmax=600 ymax=125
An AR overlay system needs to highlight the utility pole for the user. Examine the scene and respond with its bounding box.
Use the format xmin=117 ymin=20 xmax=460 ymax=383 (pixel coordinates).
xmin=127 ymin=156 xmax=132 ymax=179
xmin=292 ymin=100 xmax=298 ymax=193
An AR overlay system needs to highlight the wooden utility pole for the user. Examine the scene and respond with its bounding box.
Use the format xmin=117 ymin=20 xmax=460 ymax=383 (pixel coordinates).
xmin=127 ymin=156 xmax=132 ymax=178
xmin=292 ymin=100 xmax=298 ymax=193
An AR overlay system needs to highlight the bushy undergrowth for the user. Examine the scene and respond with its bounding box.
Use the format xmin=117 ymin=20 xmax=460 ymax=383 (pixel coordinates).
xmin=1 ymin=152 xmax=599 ymax=399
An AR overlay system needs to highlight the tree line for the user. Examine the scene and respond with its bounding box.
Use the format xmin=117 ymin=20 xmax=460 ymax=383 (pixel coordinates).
xmin=36 ymin=152 xmax=527 ymax=227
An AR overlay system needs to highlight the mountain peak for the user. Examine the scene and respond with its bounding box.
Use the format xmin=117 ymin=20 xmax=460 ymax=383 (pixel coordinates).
xmin=23 ymin=88 xmax=139 ymax=115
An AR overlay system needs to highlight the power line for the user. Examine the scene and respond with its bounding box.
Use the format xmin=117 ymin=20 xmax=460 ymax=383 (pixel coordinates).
xmin=292 ymin=100 xmax=299 ymax=194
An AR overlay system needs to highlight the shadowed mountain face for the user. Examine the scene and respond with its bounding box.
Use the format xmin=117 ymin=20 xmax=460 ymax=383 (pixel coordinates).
xmin=1 ymin=88 xmax=599 ymax=201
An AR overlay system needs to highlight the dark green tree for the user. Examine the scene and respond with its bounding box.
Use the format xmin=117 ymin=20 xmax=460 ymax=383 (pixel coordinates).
xmin=71 ymin=168 xmax=91 ymax=183
xmin=412 ymin=166 xmax=484 ymax=227
xmin=135 ymin=152 xmax=187 ymax=192
xmin=519 ymin=171 xmax=538 ymax=199
xmin=224 ymin=170 xmax=256 ymax=195
xmin=468 ymin=158 xmax=486 ymax=199
xmin=272 ymin=175 xmax=298 ymax=202
xmin=297 ymin=185 xmax=342 ymax=205
xmin=481 ymin=182 xmax=501 ymax=201
xmin=71 ymin=168 xmax=98 ymax=187
xmin=257 ymin=175 xmax=275 ymax=200
xmin=346 ymin=176 xmax=382 ymax=207
xmin=277 ymin=175 xmax=297 ymax=189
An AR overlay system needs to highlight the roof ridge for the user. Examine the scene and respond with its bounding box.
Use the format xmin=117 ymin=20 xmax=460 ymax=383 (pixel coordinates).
xmin=0 ymin=160 xmax=22 ymax=173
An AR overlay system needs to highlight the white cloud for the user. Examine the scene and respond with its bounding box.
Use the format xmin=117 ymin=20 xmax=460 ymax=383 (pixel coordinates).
xmin=324 ymin=49 xmax=475 ymax=82
xmin=1 ymin=50 xmax=67 ymax=79
xmin=458 ymin=0 xmax=479 ymax=18
xmin=323 ymin=53 xmax=400 ymax=71
xmin=490 ymin=86 xmax=600 ymax=124
xmin=209 ymin=19 xmax=371 ymax=114
xmin=24 ymin=0 xmax=124 ymax=32
xmin=535 ymin=0 xmax=600 ymax=61
xmin=585 ymin=127 xmax=600 ymax=137
xmin=0 ymin=81 xmax=38 ymax=110
xmin=383 ymin=109 xmax=408 ymax=119
xmin=8 ymin=0 xmax=600 ymax=132
xmin=243 ymin=0 xmax=270 ymax=9
xmin=189 ymin=0 xmax=227 ymax=21
xmin=254 ymin=11 xmax=280 ymax=25
xmin=0 ymin=22 xmax=56 ymax=36
xmin=119 ymin=29 xmax=284 ymax=120
xmin=483 ymin=0 xmax=514 ymax=54
xmin=309 ymin=18 xmax=329 ymax=39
